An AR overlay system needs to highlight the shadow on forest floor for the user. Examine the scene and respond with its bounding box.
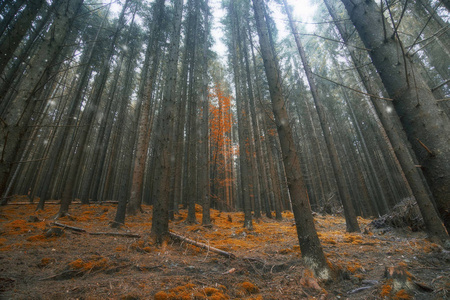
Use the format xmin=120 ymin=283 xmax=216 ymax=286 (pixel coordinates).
xmin=0 ymin=196 xmax=448 ymax=299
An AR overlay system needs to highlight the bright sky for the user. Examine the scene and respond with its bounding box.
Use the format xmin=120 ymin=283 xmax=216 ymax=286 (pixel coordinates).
xmin=110 ymin=0 xmax=318 ymax=62
xmin=211 ymin=0 xmax=318 ymax=59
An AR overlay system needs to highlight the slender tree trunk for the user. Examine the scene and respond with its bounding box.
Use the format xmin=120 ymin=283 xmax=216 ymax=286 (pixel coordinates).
xmin=199 ymin=0 xmax=211 ymax=226
xmin=229 ymin=0 xmax=253 ymax=230
xmin=184 ymin=1 xmax=199 ymax=224
xmin=127 ymin=0 xmax=165 ymax=215
xmin=252 ymin=0 xmax=331 ymax=279
xmin=283 ymin=0 xmax=360 ymax=232
xmin=151 ymin=0 xmax=183 ymax=242
xmin=55 ymin=0 xmax=128 ymax=218
xmin=0 ymin=0 xmax=45 ymax=76
xmin=0 ymin=0 xmax=84 ymax=201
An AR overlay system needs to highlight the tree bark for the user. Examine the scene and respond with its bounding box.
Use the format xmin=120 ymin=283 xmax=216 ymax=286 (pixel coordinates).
xmin=0 ymin=0 xmax=84 ymax=200
xmin=252 ymin=0 xmax=331 ymax=279
xmin=150 ymin=0 xmax=182 ymax=242
xmin=127 ymin=0 xmax=165 ymax=215
xmin=0 ymin=0 xmax=45 ymax=76
xmin=283 ymin=0 xmax=360 ymax=232
xmin=341 ymin=0 xmax=450 ymax=233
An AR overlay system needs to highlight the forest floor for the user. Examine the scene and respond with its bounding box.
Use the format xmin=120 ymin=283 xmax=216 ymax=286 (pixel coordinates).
xmin=0 ymin=196 xmax=449 ymax=300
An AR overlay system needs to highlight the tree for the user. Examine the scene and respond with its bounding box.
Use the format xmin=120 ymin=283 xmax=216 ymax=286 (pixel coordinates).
xmin=0 ymin=0 xmax=84 ymax=202
xmin=341 ymin=0 xmax=450 ymax=233
xmin=0 ymin=0 xmax=45 ymax=76
xmin=151 ymin=0 xmax=183 ymax=242
xmin=228 ymin=0 xmax=254 ymax=230
xmin=127 ymin=0 xmax=166 ymax=215
xmin=283 ymin=0 xmax=360 ymax=232
xmin=251 ymin=0 xmax=331 ymax=279
xmin=324 ymin=0 xmax=449 ymax=241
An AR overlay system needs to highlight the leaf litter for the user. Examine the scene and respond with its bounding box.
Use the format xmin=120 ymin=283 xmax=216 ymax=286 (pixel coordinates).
xmin=0 ymin=198 xmax=448 ymax=299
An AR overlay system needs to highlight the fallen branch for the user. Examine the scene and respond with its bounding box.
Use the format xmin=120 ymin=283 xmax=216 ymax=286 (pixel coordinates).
xmin=52 ymin=222 xmax=86 ymax=232
xmin=169 ymin=231 xmax=236 ymax=259
xmin=52 ymin=222 xmax=140 ymax=238
xmin=89 ymin=232 xmax=141 ymax=238
xmin=347 ymin=286 xmax=374 ymax=294
xmin=7 ymin=200 xmax=118 ymax=205
xmin=39 ymin=270 xmax=84 ymax=281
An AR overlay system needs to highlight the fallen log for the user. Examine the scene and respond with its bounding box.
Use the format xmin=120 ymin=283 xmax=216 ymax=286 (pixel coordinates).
xmin=89 ymin=232 xmax=141 ymax=238
xmin=52 ymin=222 xmax=86 ymax=232
xmin=8 ymin=201 xmax=119 ymax=205
xmin=169 ymin=231 xmax=236 ymax=259
xmin=52 ymin=222 xmax=140 ymax=238
xmin=347 ymin=286 xmax=373 ymax=294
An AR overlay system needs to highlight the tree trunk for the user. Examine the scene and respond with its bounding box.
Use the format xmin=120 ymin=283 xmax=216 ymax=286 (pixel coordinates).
xmin=127 ymin=0 xmax=165 ymax=215
xmin=283 ymin=0 xmax=360 ymax=232
xmin=0 ymin=0 xmax=45 ymax=76
xmin=229 ymin=0 xmax=253 ymax=230
xmin=150 ymin=0 xmax=182 ymax=242
xmin=341 ymin=0 xmax=450 ymax=233
xmin=0 ymin=0 xmax=84 ymax=200
xmin=252 ymin=0 xmax=331 ymax=279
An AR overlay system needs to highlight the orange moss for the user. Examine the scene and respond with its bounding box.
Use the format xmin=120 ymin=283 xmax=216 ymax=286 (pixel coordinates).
xmin=0 ymin=237 xmax=7 ymax=246
xmin=154 ymin=291 xmax=172 ymax=300
xmin=115 ymin=245 xmax=126 ymax=252
xmin=245 ymin=296 xmax=263 ymax=300
xmin=0 ymin=245 xmax=12 ymax=251
xmin=343 ymin=234 xmax=363 ymax=244
xmin=202 ymin=287 xmax=228 ymax=299
xmin=421 ymin=242 xmax=440 ymax=253
xmin=153 ymin=284 xmax=229 ymax=300
xmin=69 ymin=258 xmax=85 ymax=270
xmin=321 ymin=236 xmax=337 ymax=244
xmin=347 ymin=262 xmax=363 ymax=273
xmin=26 ymin=234 xmax=46 ymax=242
xmin=143 ymin=246 xmax=153 ymax=253
xmin=380 ymin=279 xmax=393 ymax=298
xmin=393 ymin=289 xmax=413 ymax=300
xmin=39 ymin=257 xmax=55 ymax=267
xmin=279 ymin=248 xmax=293 ymax=254
xmin=240 ymin=282 xmax=259 ymax=294
xmin=3 ymin=219 xmax=30 ymax=235
xmin=69 ymin=256 xmax=109 ymax=271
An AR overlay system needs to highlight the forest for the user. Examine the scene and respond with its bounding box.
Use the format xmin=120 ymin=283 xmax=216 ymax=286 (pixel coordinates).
xmin=0 ymin=0 xmax=449 ymax=299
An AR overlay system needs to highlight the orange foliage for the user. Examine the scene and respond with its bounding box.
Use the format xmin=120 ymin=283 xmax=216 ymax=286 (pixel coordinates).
xmin=26 ymin=234 xmax=46 ymax=242
xmin=343 ymin=233 xmax=363 ymax=244
xmin=209 ymin=82 xmax=235 ymax=207
xmin=69 ymin=256 xmax=109 ymax=272
xmin=393 ymin=289 xmax=413 ymax=300
xmin=380 ymin=279 xmax=393 ymax=298
xmin=39 ymin=257 xmax=55 ymax=267
xmin=115 ymin=245 xmax=126 ymax=252
xmin=154 ymin=283 xmax=228 ymax=300
xmin=240 ymin=281 xmax=259 ymax=294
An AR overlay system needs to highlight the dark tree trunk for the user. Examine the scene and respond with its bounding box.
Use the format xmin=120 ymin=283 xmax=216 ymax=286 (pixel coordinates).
xmin=283 ymin=0 xmax=360 ymax=232
xmin=252 ymin=0 xmax=331 ymax=279
xmin=151 ymin=0 xmax=182 ymax=242
xmin=341 ymin=0 xmax=450 ymax=233
xmin=0 ymin=0 xmax=45 ymax=75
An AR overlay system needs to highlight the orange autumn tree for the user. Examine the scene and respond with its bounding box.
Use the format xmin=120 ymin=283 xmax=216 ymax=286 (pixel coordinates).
xmin=209 ymin=82 xmax=235 ymax=210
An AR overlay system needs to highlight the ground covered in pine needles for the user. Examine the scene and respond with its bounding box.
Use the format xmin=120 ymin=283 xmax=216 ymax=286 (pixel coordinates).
xmin=0 ymin=196 xmax=448 ymax=299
